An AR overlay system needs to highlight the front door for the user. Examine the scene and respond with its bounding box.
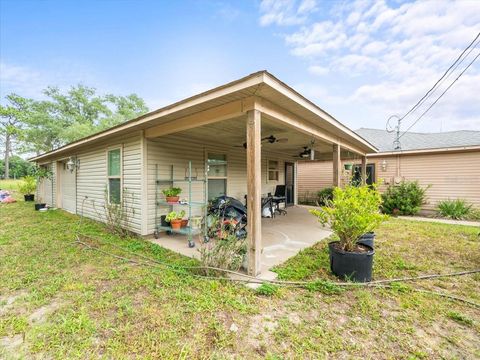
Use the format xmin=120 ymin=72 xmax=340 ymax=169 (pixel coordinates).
xmin=285 ymin=162 xmax=295 ymax=206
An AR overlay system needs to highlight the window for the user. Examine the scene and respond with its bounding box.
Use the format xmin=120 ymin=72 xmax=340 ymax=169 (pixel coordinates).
xmin=268 ymin=160 xmax=279 ymax=181
xmin=352 ymin=164 xmax=375 ymax=186
xmin=107 ymin=148 xmax=121 ymax=204
xmin=207 ymin=153 xmax=227 ymax=200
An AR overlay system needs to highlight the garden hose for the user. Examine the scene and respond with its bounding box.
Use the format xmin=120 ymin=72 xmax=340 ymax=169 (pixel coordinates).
xmin=74 ymin=197 xmax=480 ymax=308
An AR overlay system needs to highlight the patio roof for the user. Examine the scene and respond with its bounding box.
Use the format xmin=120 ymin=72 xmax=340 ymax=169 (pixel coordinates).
xmin=31 ymin=71 xmax=377 ymax=162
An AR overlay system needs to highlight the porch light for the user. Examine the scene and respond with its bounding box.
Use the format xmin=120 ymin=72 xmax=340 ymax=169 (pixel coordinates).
xmin=381 ymin=159 xmax=387 ymax=172
xmin=66 ymin=157 xmax=79 ymax=172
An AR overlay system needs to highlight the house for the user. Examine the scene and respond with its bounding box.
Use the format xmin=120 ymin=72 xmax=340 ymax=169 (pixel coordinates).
xmin=31 ymin=71 xmax=377 ymax=276
xmin=298 ymin=128 xmax=480 ymax=212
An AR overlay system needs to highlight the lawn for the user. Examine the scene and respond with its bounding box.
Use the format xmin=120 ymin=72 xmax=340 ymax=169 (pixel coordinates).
xmin=1 ymin=179 xmax=479 ymax=359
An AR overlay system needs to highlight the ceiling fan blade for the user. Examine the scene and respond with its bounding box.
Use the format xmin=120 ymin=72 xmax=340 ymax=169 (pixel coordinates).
xmin=276 ymin=138 xmax=288 ymax=143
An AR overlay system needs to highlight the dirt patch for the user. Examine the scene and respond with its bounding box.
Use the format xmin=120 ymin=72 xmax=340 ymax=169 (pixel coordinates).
xmin=0 ymin=334 xmax=24 ymax=358
xmin=28 ymin=299 xmax=65 ymax=324
xmin=0 ymin=291 xmax=28 ymax=316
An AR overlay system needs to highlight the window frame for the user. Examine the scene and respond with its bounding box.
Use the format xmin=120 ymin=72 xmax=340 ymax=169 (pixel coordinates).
xmin=106 ymin=146 xmax=123 ymax=204
xmin=205 ymin=151 xmax=228 ymax=199
xmin=267 ymin=159 xmax=280 ymax=182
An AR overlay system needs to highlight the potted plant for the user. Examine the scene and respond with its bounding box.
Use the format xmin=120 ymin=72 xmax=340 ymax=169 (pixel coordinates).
xmin=19 ymin=175 xmax=36 ymax=202
xmin=357 ymin=232 xmax=375 ymax=248
xmin=162 ymin=187 xmax=182 ymax=203
xmin=165 ymin=211 xmax=182 ymax=230
xmin=178 ymin=210 xmax=189 ymax=227
xmin=310 ymin=184 xmax=387 ymax=282
xmin=32 ymin=166 xmax=52 ymax=210
xmin=344 ymin=163 xmax=353 ymax=170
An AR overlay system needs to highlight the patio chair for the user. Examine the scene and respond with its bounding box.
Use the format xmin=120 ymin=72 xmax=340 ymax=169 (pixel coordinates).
xmin=271 ymin=185 xmax=287 ymax=216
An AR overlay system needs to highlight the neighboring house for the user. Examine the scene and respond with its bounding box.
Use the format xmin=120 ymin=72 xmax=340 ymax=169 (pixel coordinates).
xmin=31 ymin=71 xmax=376 ymax=275
xmin=298 ymin=128 xmax=480 ymax=212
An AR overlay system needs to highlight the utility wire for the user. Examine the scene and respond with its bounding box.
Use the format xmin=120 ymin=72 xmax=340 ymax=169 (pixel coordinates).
xmin=409 ymin=38 xmax=480 ymax=114
xmin=399 ymin=50 xmax=480 ymax=138
xmin=397 ymin=31 xmax=480 ymax=122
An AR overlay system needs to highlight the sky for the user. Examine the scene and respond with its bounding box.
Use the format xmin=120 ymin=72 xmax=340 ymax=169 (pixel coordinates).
xmin=1 ymin=0 xmax=479 ymax=133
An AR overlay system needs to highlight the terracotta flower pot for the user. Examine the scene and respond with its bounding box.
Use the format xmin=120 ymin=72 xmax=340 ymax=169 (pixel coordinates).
xmin=166 ymin=196 xmax=180 ymax=203
xmin=170 ymin=219 xmax=182 ymax=230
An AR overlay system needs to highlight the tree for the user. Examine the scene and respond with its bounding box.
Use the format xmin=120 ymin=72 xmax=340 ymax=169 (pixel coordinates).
xmin=17 ymin=85 xmax=149 ymax=155
xmin=0 ymin=156 xmax=34 ymax=179
xmin=0 ymin=94 xmax=33 ymax=178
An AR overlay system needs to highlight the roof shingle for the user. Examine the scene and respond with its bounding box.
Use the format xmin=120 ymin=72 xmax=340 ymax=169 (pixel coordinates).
xmin=355 ymin=128 xmax=480 ymax=152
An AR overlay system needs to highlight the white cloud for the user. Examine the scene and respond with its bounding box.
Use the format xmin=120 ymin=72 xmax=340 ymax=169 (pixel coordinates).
xmin=308 ymin=65 xmax=328 ymax=76
xmin=259 ymin=0 xmax=480 ymax=131
xmin=259 ymin=0 xmax=317 ymax=26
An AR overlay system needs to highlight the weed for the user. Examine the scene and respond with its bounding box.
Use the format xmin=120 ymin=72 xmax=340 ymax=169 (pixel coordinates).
xmin=256 ymin=283 xmax=279 ymax=296
xmin=447 ymin=311 xmax=474 ymax=326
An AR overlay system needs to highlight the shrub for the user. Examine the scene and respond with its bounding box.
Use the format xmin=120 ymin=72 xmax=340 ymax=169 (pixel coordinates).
xmin=18 ymin=175 xmax=37 ymax=195
xmin=310 ymin=184 xmax=387 ymax=252
xmin=437 ymin=199 xmax=472 ymax=220
xmin=381 ymin=181 xmax=430 ymax=215
xmin=317 ymin=187 xmax=334 ymax=206
xmin=199 ymin=200 xmax=247 ymax=274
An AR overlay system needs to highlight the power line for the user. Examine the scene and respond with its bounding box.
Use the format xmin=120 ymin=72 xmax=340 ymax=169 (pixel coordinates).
xmin=411 ymin=38 xmax=480 ymax=113
xmin=397 ymin=31 xmax=480 ymax=122
xmin=399 ymin=50 xmax=480 ymax=138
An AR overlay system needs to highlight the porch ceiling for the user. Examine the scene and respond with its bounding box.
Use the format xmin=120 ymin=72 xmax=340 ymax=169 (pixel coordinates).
xmin=158 ymin=116 xmax=338 ymax=159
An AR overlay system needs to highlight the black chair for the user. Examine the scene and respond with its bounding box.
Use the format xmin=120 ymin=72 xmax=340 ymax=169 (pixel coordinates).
xmin=272 ymin=185 xmax=287 ymax=216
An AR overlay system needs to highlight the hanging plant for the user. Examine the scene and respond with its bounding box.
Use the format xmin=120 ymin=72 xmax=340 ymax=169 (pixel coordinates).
xmin=344 ymin=163 xmax=353 ymax=170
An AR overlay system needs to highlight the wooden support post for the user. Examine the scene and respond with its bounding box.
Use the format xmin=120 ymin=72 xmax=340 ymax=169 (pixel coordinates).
xmin=246 ymin=110 xmax=262 ymax=276
xmin=333 ymin=144 xmax=341 ymax=187
xmin=361 ymin=156 xmax=367 ymax=185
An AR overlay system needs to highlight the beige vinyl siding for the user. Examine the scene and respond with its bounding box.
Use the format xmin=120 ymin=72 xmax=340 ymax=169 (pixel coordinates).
xmin=146 ymin=135 xmax=287 ymax=235
xmin=297 ymin=160 xmax=333 ymax=197
xmin=74 ymin=132 xmax=143 ymax=234
xmin=393 ymin=151 xmax=480 ymax=210
xmin=297 ymin=150 xmax=480 ymax=210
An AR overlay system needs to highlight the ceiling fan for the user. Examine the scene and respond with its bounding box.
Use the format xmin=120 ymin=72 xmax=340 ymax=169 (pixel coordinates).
xmin=293 ymin=139 xmax=315 ymax=160
xmin=235 ymin=135 xmax=288 ymax=149
xmin=293 ymin=146 xmax=312 ymax=159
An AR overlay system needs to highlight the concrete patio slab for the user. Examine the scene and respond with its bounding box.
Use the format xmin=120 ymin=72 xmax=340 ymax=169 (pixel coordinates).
xmin=149 ymin=206 xmax=331 ymax=279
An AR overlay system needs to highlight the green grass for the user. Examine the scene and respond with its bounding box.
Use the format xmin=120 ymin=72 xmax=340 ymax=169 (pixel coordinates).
xmin=1 ymin=189 xmax=480 ymax=359
xmin=0 ymin=179 xmax=21 ymax=191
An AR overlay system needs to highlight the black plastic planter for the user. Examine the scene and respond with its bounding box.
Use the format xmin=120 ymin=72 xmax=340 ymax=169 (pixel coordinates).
xmin=328 ymin=241 xmax=374 ymax=282
xmin=358 ymin=232 xmax=375 ymax=248
xmin=24 ymin=194 xmax=35 ymax=202
xmin=34 ymin=203 xmax=46 ymax=211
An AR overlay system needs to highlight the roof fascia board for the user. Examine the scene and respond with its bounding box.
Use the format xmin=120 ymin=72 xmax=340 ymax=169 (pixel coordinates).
xmin=262 ymin=73 xmax=377 ymax=153
xmin=367 ymin=145 xmax=480 ymax=157
xmin=30 ymin=73 xmax=265 ymax=162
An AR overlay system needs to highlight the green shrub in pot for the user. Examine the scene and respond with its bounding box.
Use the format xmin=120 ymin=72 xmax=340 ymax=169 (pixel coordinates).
xmin=19 ymin=175 xmax=37 ymax=201
xmin=310 ymin=184 xmax=387 ymax=282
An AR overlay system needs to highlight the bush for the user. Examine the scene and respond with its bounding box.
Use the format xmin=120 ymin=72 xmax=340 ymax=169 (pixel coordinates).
xmin=310 ymin=184 xmax=387 ymax=252
xmin=381 ymin=181 xmax=429 ymax=215
xmin=317 ymin=187 xmax=334 ymax=206
xmin=437 ymin=199 xmax=472 ymax=220
xmin=18 ymin=175 xmax=37 ymax=195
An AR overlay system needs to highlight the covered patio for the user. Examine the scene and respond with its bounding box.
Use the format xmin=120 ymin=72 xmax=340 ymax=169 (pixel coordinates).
xmin=151 ymin=206 xmax=331 ymax=278
xmin=143 ymin=71 xmax=377 ymax=276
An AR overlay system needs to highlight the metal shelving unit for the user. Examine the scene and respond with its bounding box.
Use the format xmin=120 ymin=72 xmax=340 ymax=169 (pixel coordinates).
xmin=154 ymin=161 xmax=208 ymax=248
